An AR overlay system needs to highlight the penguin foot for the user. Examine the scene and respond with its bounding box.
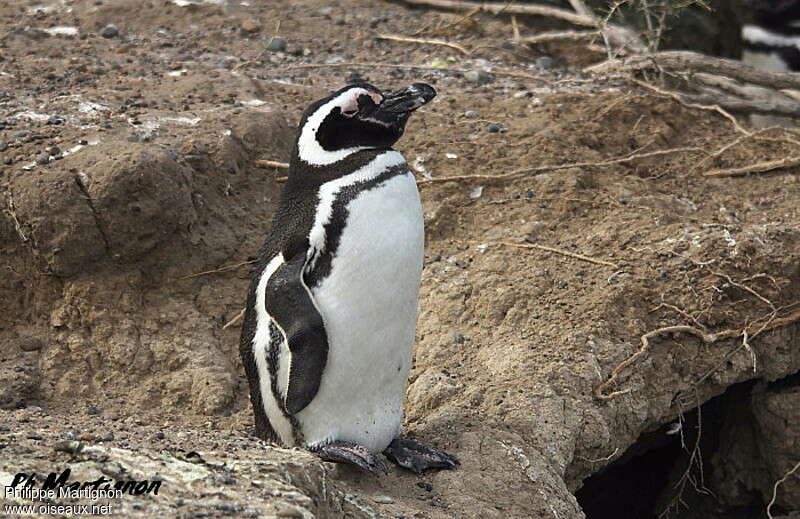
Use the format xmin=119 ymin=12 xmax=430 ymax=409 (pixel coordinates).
xmin=313 ymin=441 xmax=389 ymax=476
xmin=383 ymin=438 xmax=460 ymax=474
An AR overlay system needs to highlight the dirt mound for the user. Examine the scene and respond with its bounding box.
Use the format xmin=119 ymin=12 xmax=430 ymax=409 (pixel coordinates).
xmin=2 ymin=0 xmax=800 ymax=517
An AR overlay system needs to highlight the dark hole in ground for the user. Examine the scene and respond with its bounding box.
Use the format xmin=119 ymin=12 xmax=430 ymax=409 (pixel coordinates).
xmin=576 ymin=380 xmax=768 ymax=519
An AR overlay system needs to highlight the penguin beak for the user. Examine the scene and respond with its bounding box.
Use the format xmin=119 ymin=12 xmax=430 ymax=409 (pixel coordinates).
xmin=359 ymin=83 xmax=436 ymax=127
xmin=379 ymin=83 xmax=437 ymax=114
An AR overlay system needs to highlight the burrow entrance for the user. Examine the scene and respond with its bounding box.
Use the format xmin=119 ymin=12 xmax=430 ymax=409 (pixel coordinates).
xmin=574 ymin=379 xmax=791 ymax=519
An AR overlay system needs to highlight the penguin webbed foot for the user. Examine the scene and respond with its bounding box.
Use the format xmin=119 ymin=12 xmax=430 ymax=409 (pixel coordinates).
xmin=312 ymin=441 xmax=389 ymax=476
xmin=383 ymin=437 xmax=460 ymax=474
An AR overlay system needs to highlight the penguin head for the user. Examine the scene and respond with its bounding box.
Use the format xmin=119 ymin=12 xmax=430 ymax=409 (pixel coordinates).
xmin=293 ymin=82 xmax=436 ymax=167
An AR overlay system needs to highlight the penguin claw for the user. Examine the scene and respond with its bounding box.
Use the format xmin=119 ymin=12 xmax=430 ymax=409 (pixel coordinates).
xmin=383 ymin=438 xmax=460 ymax=474
xmin=313 ymin=441 xmax=389 ymax=476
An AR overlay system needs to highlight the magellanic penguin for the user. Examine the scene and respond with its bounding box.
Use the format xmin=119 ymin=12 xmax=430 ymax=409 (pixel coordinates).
xmin=239 ymin=82 xmax=459 ymax=475
xmin=742 ymin=0 xmax=800 ymax=126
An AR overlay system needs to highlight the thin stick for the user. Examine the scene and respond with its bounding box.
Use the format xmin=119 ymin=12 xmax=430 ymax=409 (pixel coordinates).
xmin=281 ymin=61 xmax=547 ymax=82
xmin=464 ymin=240 xmax=618 ymax=268
xmin=704 ymin=156 xmax=800 ymax=178
xmin=595 ymin=325 xmax=735 ymax=399
xmin=511 ymin=15 xmax=520 ymax=41
xmin=4 ymin=192 xmax=28 ymax=243
xmin=586 ymin=50 xmax=800 ymax=91
xmin=178 ymin=260 xmax=256 ymax=280
xmin=418 ymin=146 xmax=703 ymax=185
xmin=223 ymin=308 xmax=245 ymax=330
xmin=376 ymin=33 xmax=469 ymax=54
xmin=520 ymin=30 xmax=601 ymax=44
xmin=255 ymin=159 xmax=289 ymax=169
xmin=628 ymin=78 xmax=750 ymax=136
xmin=767 ymin=460 xmax=800 ymax=519
xmin=596 ymin=309 xmax=800 ymax=400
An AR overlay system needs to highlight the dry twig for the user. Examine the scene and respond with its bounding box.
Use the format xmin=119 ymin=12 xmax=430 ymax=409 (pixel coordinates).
xmin=767 ymin=460 xmax=800 ymax=519
xmin=255 ymin=159 xmax=289 ymax=169
xmin=417 ymin=146 xmax=703 ymax=185
xmin=586 ymin=51 xmax=800 ymax=91
xmin=223 ymin=308 xmax=246 ymax=330
xmin=376 ymin=33 xmax=469 ymax=54
xmin=520 ymin=30 xmax=601 ymax=45
xmin=281 ymin=61 xmax=547 ymax=82
xmin=595 ymin=308 xmax=800 ymax=400
xmin=704 ymin=156 xmax=800 ymax=178
xmin=464 ymin=240 xmax=618 ymax=268
xmin=178 ymin=260 xmax=256 ymax=281
xmin=396 ymin=0 xmax=643 ymax=51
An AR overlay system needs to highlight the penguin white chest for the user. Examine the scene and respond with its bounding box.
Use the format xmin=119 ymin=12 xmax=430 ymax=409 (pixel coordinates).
xmin=300 ymin=170 xmax=424 ymax=452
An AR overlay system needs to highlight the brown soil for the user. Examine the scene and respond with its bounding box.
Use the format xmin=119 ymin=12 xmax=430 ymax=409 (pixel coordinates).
xmin=1 ymin=1 xmax=799 ymax=518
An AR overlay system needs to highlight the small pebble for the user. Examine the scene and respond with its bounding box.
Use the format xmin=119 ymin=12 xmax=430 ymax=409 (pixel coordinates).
xmin=536 ymin=56 xmax=555 ymax=69
xmin=26 ymin=406 xmax=43 ymax=412
xmin=487 ymin=124 xmax=501 ymax=133
xmin=525 ymin=190 xmax=534 ymax=199
xmin=464 ymin=110 xmax=478 ymax=119
xmin=35 ymin=152 xmax=50 ymax=165
xmin=100 ymin=24 xmax=119 ymax=38
xmin=265 ymin=37 xmax=288 ymax=52
xmin=452 ymin=333 xmax=465 ymax=344
xmin=79 ymin=432 xmax=96 ymax=441
xmin=47 ymin=115 xmax=64 ymax=125
xmin=100 ymin=432 xmax=114 ymax=442
xmin=241 ymin=19 xmax=260 ymax=33
xmin=87 ymin=405 xmax=99 ymax=415
xmin=18 ymin=336 xmax=43 ymax=352
xmin=0 ymin=143 xmax=7 ymax=152
xmin=464 ymin=69 xmax=492 ymax=85
xmin=374 ymin=495 xmax=395 ymax=504
xmin=154 ymin=431 xmax=166 ymax=440
xmin=54 ymin=440 xmax=84 ymax=454
xmin=11 ymin=130 xmax=28 ymax=139
xmin=558 ymin=281 xmax=568 ymax=289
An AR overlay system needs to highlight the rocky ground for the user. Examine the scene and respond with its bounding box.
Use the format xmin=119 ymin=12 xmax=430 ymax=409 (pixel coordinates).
xmin=1 ymin=0 xmax=800 ymax=518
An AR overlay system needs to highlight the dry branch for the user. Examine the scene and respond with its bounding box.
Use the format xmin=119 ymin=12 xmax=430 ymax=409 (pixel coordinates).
xmin=376 ymin=33 xmax=469 ymax=54
xmin=628 ymin=78 xmax=750 ymax=135
xmin=520 ymin=30 xmax=601 ymax=45
xmin=464 ymin=240 xmax=618 ymax=268
xmin=281 ymin=61 xmax=547 ymax=82
xmin=595 ymin=308 xmax=800 ymax=400
xmin=586 ymin=51 xmax=800 ymax=91
xmin=223 ymin=308 xmax=245 ymax=330
xmin=704 ymin=156 xmax=800 ymax=178
xmin=397 ymin=0 xmax=643 ymax=51
xmin=417 ymin=146 xmax=704 ymax=185
xmin=767 ymin=460 xmax=800 ymax=519
xmin=178 ymin=260 xmax=256 ymax=281
xmin=255 ymin=159 xmax=289 ymax=169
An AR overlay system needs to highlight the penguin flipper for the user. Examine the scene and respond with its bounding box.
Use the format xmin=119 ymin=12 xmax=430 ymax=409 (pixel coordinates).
xmin=264 ymin=240 xmax=329 ymax=415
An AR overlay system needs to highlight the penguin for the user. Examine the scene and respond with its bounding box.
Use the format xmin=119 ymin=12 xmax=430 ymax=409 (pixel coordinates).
xmin=743 ymin=1 xmax=800 ymax=73
xmin=239 ymin=82 xmax=459 ymax=475
xmin=742 ymin=0 xmax=800 ymax=126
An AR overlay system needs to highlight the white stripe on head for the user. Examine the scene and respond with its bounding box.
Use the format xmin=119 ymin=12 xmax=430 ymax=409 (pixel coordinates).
xmin=743 ymin=24 xmax=800 ymax=49
xmin=297 ymin=87 xmax=383 ymax=166
xmin=306 ymin=150 xmax=406 ymax=268
xmin=253 ymin=253 xmax=295 ymax=446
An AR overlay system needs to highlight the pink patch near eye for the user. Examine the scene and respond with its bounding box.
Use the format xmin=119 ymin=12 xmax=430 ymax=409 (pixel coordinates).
xmin=340 ymin=89 xmax=383 ymax=116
